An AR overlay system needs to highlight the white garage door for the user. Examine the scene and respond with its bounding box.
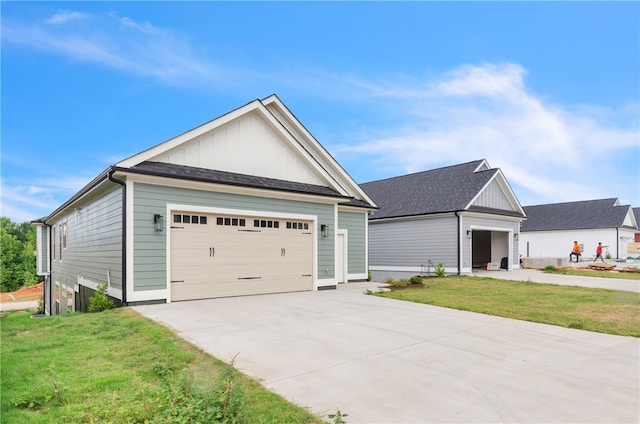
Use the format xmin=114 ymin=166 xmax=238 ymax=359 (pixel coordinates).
xmin=170 ymin=211 xmax=313 ymax=301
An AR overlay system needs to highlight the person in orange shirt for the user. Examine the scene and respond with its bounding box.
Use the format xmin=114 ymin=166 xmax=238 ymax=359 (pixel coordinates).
xmin=570 ymin=241 xmax=581 ymax=262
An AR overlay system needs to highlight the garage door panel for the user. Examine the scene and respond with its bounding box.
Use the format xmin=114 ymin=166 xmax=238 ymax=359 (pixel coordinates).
xmin=171 ymin=212 xmax=313 ymax=301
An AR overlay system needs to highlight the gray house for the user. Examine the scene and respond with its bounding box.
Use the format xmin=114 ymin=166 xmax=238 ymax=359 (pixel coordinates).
xmin=360 ymin=160 xmax=526 ymax=280
xmin=520 ymin=198 xmax=638 ymax=261
xmin=34 ymin=95 xmax=376 ymax=315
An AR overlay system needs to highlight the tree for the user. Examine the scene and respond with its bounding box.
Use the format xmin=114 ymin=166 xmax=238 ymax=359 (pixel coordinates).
xmin=0 ymin=217 xmax=41 ymax=292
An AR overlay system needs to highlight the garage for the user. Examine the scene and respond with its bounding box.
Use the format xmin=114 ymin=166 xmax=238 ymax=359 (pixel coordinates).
xmin=170 ymin=210 xmax=313 ymax=301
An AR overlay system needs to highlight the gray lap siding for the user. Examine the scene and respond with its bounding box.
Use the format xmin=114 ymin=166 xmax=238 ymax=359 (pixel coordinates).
xmin=369 ymin=216 xmax=458 ymax=270
xmin=338 ymin=211 xmax=367 ymax=275
xmin=132 ymin=182 xmax=336 ymax=292
xmin=50 ymin=187 xmax=124 ymax=305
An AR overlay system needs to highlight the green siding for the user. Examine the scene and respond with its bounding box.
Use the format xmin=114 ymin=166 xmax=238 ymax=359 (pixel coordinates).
xmin=338 ymin=211 xmax=367 ymax=274
xmin=133 ymin=182 xmax=336 ymax=291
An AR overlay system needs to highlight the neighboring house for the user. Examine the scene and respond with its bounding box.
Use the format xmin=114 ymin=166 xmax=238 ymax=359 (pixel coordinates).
xmin=360 ymin=160 xmax=526 ymax=280
xmin=634 ymin=208 xmax=640 ymax=242
xmin=33 ymin=95 xmax=376 ymax=315
xmin=519 ymin=198 xmax=638 ymax=261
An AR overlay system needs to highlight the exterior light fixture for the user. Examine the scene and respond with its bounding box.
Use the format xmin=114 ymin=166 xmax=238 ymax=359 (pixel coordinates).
xmin=514 ymin=233 xmax=519 ymax=241
xmin=467 ymin=230 xmax=472 ymax=239
xmin=153 ymin=214 xmax=164 ymax=232
xmin=321 ymin=224 xmax=328 ymax=238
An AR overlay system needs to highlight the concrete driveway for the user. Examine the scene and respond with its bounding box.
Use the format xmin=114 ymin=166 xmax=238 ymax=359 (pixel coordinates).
xmin=134 ymin=283 xmax=639 ymax=423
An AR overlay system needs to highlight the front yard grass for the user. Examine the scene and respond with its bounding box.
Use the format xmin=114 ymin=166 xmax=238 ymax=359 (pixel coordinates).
xmin=0 ymin=308 xmax=323 ymax=424
xmin=376 ymin=276 xmax=640 ymax=337
xmin=545 ymin=267 xmax=640 ymax=280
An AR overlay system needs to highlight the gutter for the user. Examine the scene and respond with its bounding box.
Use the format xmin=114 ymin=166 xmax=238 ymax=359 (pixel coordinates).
xmin=108 ymin=169 xmax=127 ymax=306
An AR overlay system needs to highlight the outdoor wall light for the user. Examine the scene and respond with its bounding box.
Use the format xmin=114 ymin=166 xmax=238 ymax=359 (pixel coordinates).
xmin=514 ymin=233 xmax=519 ymax=241
xmin=466 ymin=230 xmax=472 ymax=239
xmin=153 ymin=214 xmax=164 ymax=232
xmin=321 ymin=224 xmax=328 ymax=238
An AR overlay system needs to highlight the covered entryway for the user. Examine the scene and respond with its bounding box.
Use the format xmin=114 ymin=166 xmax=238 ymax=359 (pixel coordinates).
xmin=170 ymin=211 xmax=313 ymax=301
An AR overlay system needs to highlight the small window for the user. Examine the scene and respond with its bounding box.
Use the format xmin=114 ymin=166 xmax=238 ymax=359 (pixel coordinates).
xmin=254 ymin=219 xmax=260 ymax=227
xmin=303 ymin=223 xmax=309 ymax=230
xmin=183 ymin=215 xmax=191 ymax=224
xmin=267 ymin=220 xmax=273 ymax=228
xmin=217 ymin=217 xmax=224 ymax=225
xmin=274 ymin=221 xmax=279 ymax=229
xmin=286 ymin=222 xmax=292 ymax=229
xmin=239 ymin=219 xmax=245 ymax=227
xmin=261 ymin=220 xmax=267 ymax=228
xmin=174 ymin=215 xmax=182 ymax=223
xmin=224 ymin=217 xmax=231 ymax=226
xmin=192 ymin=216 xmax=199 ymax=224
xmin=62 ymin=221 xmax=67 ymax=250
xmin=232 ymin=218 xmax=238 ymax=226
xmin=200 ymin=216 xmax=207 ymax=225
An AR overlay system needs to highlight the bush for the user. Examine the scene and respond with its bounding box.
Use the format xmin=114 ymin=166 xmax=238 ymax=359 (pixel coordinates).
xmin=88 ymin=284 xmax=115 ymax=312
xmin=545 ymin=265 xmax=557 ymax=272
xmin=409 ymin=276 xmax=423 ymax=284
xmin=435 ymin=262 xmax=445 ymax=277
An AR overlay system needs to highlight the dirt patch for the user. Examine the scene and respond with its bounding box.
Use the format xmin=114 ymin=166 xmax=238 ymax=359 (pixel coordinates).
xmin=0 ymin=282 xmax=44 ymax=303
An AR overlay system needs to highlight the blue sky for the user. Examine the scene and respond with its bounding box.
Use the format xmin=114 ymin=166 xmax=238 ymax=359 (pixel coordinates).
xmin=2 ymin=1 xmax=639 ymax=222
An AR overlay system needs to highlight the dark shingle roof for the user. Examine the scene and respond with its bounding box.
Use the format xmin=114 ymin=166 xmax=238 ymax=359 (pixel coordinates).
xmin=121 ymin=161 xmax=349 ymax=199
xmin=521 ymin=198 xmax=634 ymax=231
xmin=360 ymin=160 xmax=504 ymax=220
xmin=634 ymin=208 xmax=640 ymax=230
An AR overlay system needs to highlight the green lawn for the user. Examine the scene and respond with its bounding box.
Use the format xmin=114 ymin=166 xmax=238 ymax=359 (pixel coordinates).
xmin=0 ymin=308 xmax=324 ymax=424
xmin=544 ymin=267 xmax=640 ymax=280
xmin=376 ymin=276 xmax=640 ymax=337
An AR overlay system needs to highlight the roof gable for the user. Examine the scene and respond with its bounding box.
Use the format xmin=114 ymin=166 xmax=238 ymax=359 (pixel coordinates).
xmin=521 ymin=198 xmax=637 ymax=231
xmin=361 ymin=159 xmax=525 ymax=220
xmin=116 ymin=95 xmax=375 ymax=208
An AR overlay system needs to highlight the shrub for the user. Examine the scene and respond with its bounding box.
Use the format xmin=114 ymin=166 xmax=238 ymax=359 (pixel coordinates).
xmin=409 ymin=276 xmax=423 ymax=285
xmin=435 ymin=262 xmax=445 ymax=277
xmin=88 ymin=284 xmax=115 ymax=313
xmin=545 ymin=265 xmax=557 ymax=272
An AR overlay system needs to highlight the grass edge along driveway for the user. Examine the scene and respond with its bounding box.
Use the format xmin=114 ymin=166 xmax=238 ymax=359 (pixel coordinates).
xmin=376 ymin=276 xmax=640 ymax=337
xmin=0 ymin=308 xmax=324 ymax=424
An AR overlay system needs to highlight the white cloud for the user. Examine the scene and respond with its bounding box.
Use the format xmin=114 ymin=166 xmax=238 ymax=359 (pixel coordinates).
xmin=331 ymin=63 xmax=639 ymax=206
xmin=3 ymin=11 xmax=228 ymax=87
xmin=45 ymin=11 xmax=89 ymax=25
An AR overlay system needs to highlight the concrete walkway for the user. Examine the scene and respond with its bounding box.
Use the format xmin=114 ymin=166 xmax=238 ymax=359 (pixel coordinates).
xmin=134 ymin=282 xmax=639 ymax=423
xmin=0 ymin=300 xmax=39 ymax=312
xmin=474 ymin=268 xmax=640 ymax=293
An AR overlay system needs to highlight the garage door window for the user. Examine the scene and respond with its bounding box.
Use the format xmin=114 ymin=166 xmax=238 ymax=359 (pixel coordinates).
xmin=286 ymin=222 xmax=309 ymax=230
xmin=173 ymin=214 xmax=208 ymax=224
xmin=217 ymin=217 xmax=246 ymax=227
xmin=254 ymin=219 xmax=279 ymax=228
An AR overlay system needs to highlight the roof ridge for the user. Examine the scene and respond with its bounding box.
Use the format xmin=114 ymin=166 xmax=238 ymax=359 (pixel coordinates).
xmin=361 ymin=159 xmax=486 ymax=185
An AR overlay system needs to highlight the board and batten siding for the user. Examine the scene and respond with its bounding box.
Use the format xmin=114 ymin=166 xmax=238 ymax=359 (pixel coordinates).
xmin=472 ymin=179 xmax=515 ymax=211
xmin=50 ymin=186 xmax=124 ymax=296
xmin=369 ymin=216 xmax=458 ymax=279
xmin=132 ymin=182 xmax=336 ymax=293
xmin=338 ymin=211 xmax=367 ymax=276
xmin=36 ymin=225 xmax=49 ymax=275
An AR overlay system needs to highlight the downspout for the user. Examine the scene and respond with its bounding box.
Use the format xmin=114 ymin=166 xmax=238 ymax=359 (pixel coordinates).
xmin=616 ymin=227 xmax=619 ymax=259
xmin=108 ymin=169 xmax=127 ymax=306
xmin=455 ymin=212 xmax=461 ymax=275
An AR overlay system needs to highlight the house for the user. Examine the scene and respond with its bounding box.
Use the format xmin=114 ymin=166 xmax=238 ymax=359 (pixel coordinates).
xmin=360 ymin=160 xmax=526 ymax=281
xmin=519 ymin=198 xmax=638 ymax=261
xmin=33 ymin=95 xmax=377 ymax=315
xmin=634 ymin=208 xmax=640 ymax=242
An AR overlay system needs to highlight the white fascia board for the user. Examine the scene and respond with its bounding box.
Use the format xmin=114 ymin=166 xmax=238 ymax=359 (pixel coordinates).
xmin=472 ymin=159 xmax=491 ymax=172
xmin=464 ymin=170 xmax=526 ymax=217
xmin=116 ymin=100 xmax=263 ymax=168
xmin=369 ymin=212 xmax=456 ymax=224
xmin=459 ymin=210 xmax=524 ymax=223
xmin=119 ymin=172 xmax=344 ymax=206
xmin=261 ymin=95 xmax=377 ymax=207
